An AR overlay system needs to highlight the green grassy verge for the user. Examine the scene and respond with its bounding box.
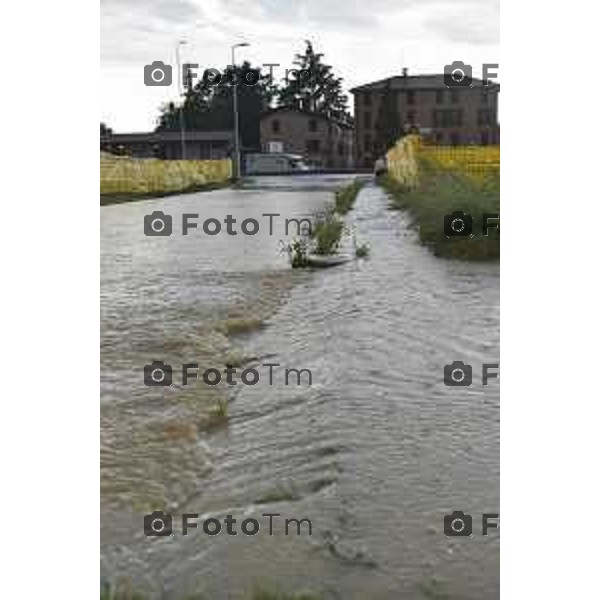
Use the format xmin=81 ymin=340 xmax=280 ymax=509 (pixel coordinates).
xmin=379 ymin=160 xmax=499 ymax=260
xmin=334 ymin=179 xmax=365 ymax=215
xmin=309 ymin=179 xmax=366 ymax=256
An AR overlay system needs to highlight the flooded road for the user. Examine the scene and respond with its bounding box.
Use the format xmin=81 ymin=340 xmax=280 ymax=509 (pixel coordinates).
xmin=101 ymin=175 xmax=499 ymax=599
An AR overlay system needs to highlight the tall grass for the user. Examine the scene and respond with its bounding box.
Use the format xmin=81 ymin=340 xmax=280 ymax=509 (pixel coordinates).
xmin=334 ymin=179 xmax=365 ymax=215
xmin=283 ymin=179 xmax=367 ymax=267
xmin=380 ymin=158 xmax=499 ymax=260
xmin=311 ymin=215 xmax=344 ymax=256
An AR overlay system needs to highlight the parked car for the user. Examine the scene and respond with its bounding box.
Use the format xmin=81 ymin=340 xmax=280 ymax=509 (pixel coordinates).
xmin=245 ymin=153 xmax=311 ymax=175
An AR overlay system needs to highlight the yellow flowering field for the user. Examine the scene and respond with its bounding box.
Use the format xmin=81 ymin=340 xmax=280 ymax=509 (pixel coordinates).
xmin=419 ymin=144 xmax=500 ymax=181
xmin=100 ymin=154 xmax=232 ymax=196
xmin=385 ymin=136 xmax=499 ymax=184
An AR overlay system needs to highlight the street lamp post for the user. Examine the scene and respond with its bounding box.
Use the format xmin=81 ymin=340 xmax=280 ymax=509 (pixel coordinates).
xmin=231 ymin=42 xmax=250 ymax=179
xmin=176 ymin=40 xmax=187 ymax=159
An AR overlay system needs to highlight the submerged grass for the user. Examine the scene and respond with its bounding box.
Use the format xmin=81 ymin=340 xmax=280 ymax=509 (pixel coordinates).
xmin=311 ymin=214 xmax=344 ymax=256
xmin=379 ymin=158 xmax=499 ymax=260
xmin=334 ymin=179 xmax=365 ymax=215
xmin=217 ymin=317 xmax=265 ymax=336
xmin=207 ymin=397 xmax=228 ymax=424
xmin=283 ymin=178 xmax=369 ymax=267
xmin=251 ymin=591 xmax=322 ymax=600
xmin=418 ymin=577 xmax=454 ymax=599
xmin=355 ymin=242 xmax=370 ymax=258
xmin=100 ymin=584 xmax=321 ymax=600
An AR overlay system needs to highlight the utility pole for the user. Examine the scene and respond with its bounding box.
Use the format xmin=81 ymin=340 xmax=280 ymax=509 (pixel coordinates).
xmin=231 ymin=42 xmax=250 ymax=178
xmin=176 ymin=40 xmax=187 ymax=159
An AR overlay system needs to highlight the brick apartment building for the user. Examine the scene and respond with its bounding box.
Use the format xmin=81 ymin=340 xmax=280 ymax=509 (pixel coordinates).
xmin=260 ymin=108 xmax=354 ymax=169
xmin=351 ymin=70 xmax=500 ymax=167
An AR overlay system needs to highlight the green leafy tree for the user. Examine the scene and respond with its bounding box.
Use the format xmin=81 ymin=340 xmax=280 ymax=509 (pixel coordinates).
xmin=156 ymin=62 xmax=277 ymax=151
xmin=100 ymin=122 xmax=112 ymax=137
xmin=277 ymin=41 xmax=352 ymax=125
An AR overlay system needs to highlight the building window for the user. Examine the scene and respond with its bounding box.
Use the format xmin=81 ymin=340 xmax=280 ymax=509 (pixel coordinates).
xmin=436 ymin=90 xmax=444 ymax=104
xmin=364 ymin=135 xmax=372 ymax=153
xmin=306 ymin=139 xmax=320 ymax=153
xmin=451 ymin=90 xmax=459 ymax=104
xmin=407 ymin=90 xmax=416 ymax=105
xmin=363 ymin=112 xmax=372 ymax=129
xmin=407 ymin=111 xmax=415 ymax=124
xmin=433 ymin=109 xmax=463 ymax=128
xmin=338 ymin=142 xmax=344 ymax=156
xmin=477 ymin=109 xmax=495 ymax=126
xmin=272 ymin=119 xmax=280 ymax=133
xmin=308 ymin=119 xmax=318 ymax=132
xmin=363 ymin=92 xmax=372 ymax=106
xmin=450 ymin=132 xmax=460 ymax=145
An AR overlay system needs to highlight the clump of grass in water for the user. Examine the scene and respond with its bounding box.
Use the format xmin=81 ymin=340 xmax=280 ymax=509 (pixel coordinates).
xmin=209 ymin=398 xmax=228 ymax=421
xmin=217 ymin=317 xmax=264 ymax=336
xmin=255 ymin=486 xmax=300 ymax=504
xmin=334 ymin=178 xmax=365 ymax=215
xmin=288 ymin=239 xmax=310 ymax=268
xmin=355 ymin=242 xmax=370 ymax=258
xmin=101 ymin=581 xmax=147 ymax=600
xmin=418 ymin=577 xmax=453 ymax=599
xmin=311 ymin=214 xmax=344 ymax=256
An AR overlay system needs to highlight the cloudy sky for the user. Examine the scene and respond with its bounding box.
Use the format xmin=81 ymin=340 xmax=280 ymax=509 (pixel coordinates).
xmin=101 ymin=0 xmax=499 ymax=132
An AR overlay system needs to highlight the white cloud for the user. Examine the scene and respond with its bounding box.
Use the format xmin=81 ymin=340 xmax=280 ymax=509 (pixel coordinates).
xmin=101 ymin=0 xmax=499 ymax=131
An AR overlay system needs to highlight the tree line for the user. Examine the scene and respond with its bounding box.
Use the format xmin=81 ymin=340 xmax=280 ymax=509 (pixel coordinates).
xmin=155 ymin=41 xmax=353 ymax=151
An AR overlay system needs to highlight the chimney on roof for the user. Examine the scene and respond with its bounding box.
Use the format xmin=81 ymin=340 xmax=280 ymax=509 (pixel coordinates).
xmin=402 ymin=67 xmax=408 ymax=77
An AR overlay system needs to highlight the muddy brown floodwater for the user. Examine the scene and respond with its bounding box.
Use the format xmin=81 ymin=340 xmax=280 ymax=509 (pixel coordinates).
xmin=101 ymin=174 xmax=500 ymax=600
